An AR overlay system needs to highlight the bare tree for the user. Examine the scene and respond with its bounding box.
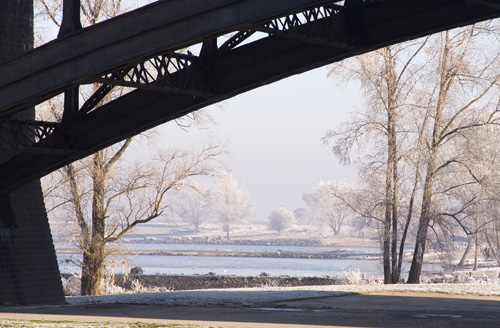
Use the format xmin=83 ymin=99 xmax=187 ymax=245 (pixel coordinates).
xmin=454 ymin=125 xmax=500 ymax=269
xmin=210 ymin=172 xmax=255 ymax=239
xmin=267 ymin=207 xmax=294 ymax=235
xmin=173 ymin=184 xmax=211 ymax=233
xmin=324 ymin=22 xmax=500 ymax=284
xmin=324 ymin=40 xmax=429 ymax=283
xmin=407 ymin=25 xmax=500 ymax=283
xmin=302 ymin=181 xmax=354 ymax=236
xmin=38 ymin=0 xmax=222 ymax=295
xmin=44 ymin=141 xmax=224 ymax=295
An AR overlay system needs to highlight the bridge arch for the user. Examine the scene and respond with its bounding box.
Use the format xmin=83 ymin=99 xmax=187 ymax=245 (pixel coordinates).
xmin=0 ymin=0 xmax=498 ymax=193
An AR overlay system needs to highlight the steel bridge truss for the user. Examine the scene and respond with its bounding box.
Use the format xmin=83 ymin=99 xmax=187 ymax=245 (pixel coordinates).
xmin=86 ymin=2 xmax=348 ymax=115
xmin=0 ymin=0 xmax=499 ymax=193
xmin=0 ymin=119 xmax=74 ymax=155
xmin=0 ymin=1 xmax=348 ymax=156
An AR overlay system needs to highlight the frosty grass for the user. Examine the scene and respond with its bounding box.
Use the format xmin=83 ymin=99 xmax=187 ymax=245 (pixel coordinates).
xmin=0 ymin=320 xmax=207 ymax=328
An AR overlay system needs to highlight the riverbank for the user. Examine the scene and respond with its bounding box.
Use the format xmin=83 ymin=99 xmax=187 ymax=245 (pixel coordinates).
xmin=112 ymin=274 xmax=339 ymax=292
xmin=61 ymin=273 xmax=341 ymax=295
xmin=57 ymin=247 xmax=379 ymax=260
xmin=61 ymin=267 xmax=500 ymax=296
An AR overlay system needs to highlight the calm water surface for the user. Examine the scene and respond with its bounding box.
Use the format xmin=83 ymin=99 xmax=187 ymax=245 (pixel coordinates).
xmin=58 ymin=253 xmax=384 ymax=277
xmin=57 ymin=243 xmax=389 ymax=276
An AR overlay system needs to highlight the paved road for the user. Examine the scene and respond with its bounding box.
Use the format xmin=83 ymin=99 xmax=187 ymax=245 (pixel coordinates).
xmin=2 ymin=292 xmax=500 ymax=327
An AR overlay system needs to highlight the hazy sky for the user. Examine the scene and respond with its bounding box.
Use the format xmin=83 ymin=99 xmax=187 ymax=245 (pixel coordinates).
xmin=159 ymin=67 xmax=361 ymax=221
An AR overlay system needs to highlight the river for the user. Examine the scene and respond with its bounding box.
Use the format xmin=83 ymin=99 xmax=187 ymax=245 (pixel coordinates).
xmin=58 ymin=243 xmax=430 ymax=277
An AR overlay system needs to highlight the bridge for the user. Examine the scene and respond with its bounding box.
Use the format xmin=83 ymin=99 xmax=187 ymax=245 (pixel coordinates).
xmin=0 ymin=0 xmax=499 ymax=305
xmin=1 ymin=0 xmax=500 ymax=193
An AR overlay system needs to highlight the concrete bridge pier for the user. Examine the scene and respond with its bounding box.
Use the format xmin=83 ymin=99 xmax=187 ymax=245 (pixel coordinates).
xmin=0 ymin=2 xmax=65 ymax=305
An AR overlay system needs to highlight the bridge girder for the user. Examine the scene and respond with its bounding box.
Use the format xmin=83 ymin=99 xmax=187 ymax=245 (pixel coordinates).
xmin=0 ymin=0 xmax=500 ymax=193
xmin=0 ymin=0 xmax=335 ymax=118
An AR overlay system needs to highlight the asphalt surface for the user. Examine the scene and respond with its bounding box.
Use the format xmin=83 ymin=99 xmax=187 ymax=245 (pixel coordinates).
xmin=2 ymin=292 xmax=500 ymax=328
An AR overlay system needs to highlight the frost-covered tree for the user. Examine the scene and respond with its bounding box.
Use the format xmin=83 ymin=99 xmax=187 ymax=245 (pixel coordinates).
xmin=303 ymin=181 xmax=354 ymax=236
xmin=173 ymin=184 xmax=211 ymax=233
xmin=406 ymin=25 xmax=500 ymax=283
xmin=43 ymin=142 xmax=224 ymax=295
xmin=267 ymin=207 xmax=294 ymax=235
xmin=324 ymin=22 xmax=500 ymax=284
xmin=293 ymin=208 xmax=308 ymax=224
xmin=324 ymin=39 xmax=431 ymax=283
xmin=442 ymin=125 xmax=500 ymax=269
xmin=210 ymin=172 xmax=255 ymax=239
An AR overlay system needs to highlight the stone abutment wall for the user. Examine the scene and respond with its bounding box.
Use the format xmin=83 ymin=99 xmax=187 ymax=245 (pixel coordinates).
xmin=0 ymin=1 xmax=65 ymax=305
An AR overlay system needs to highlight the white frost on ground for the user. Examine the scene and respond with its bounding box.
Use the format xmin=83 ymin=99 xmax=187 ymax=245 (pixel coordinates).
xmin=66 ymin=281 xmax=500 ymax=308
xmin=0 ymin=320 xmax=141 ymax=328
xmin=4 ymin=280 xmax=500 ymax=327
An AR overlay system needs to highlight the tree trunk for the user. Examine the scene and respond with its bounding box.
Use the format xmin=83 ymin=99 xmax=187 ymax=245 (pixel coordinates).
xmin=80 ymin=151 xmax=108 ymax=295
xmin=406 ymin=178 xmax=433 ymax=283
xmin=407 ymin=151 xmax=437 ymax=284
xmin=382 ymin=217 xmax=392 ymax=283
xmin=457 ymin=236 xmax=472 ymax=267
xmin=382 ymin=170 xmax=392 ymax=284
xmin=390 ymin=146 xmax=398 ymax=284
xmin=81 ymin=243 xmax=105 ymax=295
xmin=395 ymin=167 xmax=419 ymax=282
xmin=407 ymin=222 xmax=428 ymax=283
xmin=383 ymin=46 xmax=398 ymax=284
xmin=407 ymin=31 xmax=452 ymax=284
xmin=474 ymin=236 xmax=479 ymax=271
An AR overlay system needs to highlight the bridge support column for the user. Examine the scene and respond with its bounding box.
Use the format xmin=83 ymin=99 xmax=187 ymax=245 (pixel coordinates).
xmin=0 ymin=2 xmax=65 ymax=305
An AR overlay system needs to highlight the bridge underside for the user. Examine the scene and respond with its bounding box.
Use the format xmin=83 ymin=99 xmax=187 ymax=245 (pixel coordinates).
xmin=0 ymin=0 xmax=499 ymax=194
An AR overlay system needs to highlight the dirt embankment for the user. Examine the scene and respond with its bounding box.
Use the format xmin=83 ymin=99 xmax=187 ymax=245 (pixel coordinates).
xmin=112 ymin=274 xmax=338 ymax=291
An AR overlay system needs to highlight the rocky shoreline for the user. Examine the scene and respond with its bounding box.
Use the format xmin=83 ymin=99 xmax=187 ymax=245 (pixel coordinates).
xmin=112 ymin=274 xmax=339 ymax=292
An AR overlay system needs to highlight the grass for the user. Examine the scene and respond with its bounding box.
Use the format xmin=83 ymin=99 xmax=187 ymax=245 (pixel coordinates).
xmin=0 ymin=318 xmax=215 ymax=328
